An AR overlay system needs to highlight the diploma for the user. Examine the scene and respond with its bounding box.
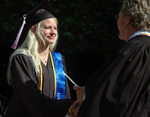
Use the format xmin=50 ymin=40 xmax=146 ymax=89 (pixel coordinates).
xmin=63 ymin=71 xmax=79 ymax=86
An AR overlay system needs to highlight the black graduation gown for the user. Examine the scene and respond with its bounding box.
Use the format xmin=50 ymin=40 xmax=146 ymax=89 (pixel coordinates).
xmin=79 ymin=36 xmax=150 ymax=117
xmin=6 ymin=53 xmax=73 ymax=117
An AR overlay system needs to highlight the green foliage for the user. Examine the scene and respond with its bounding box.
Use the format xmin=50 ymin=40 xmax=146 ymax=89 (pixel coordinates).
xmin=0 ymin=0 xmax=124 ymax=57
xmin=50 ymin=0 xmax=123 ymax=56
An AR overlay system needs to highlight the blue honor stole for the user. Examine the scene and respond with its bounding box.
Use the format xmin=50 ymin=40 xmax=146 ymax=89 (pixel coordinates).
xmin=52 ymin=51 xmax=66 ymax=100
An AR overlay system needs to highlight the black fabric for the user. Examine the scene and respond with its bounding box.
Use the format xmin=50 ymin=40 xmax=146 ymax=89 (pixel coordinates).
xmin=25 ymin=0 xmax=54 ymax=27
xmin=6 ymin=54 xmax=73 ymax=117
xmin=0 ymin=95 xmax=7 ymax=116
xmin=79 ymin=36 xmax=150 ymax=117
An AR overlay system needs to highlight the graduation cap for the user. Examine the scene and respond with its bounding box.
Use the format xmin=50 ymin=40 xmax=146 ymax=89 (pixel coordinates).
xmin=11 ymin=0 xmax=54 ymax=49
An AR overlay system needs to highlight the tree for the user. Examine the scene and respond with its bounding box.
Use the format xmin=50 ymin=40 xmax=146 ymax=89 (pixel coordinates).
xmin=0 ymin=0 xmax=124 ymax=98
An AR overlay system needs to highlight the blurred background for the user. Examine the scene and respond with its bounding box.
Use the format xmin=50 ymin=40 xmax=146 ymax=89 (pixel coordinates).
xmin=0 ymin=0 xmax=125 ymax=101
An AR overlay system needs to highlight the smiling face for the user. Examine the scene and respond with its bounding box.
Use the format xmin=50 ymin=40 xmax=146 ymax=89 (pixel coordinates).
xmin=40 ymin=18 xmax=58 ymax=45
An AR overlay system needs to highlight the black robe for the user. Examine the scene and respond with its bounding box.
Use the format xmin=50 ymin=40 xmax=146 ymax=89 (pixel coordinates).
xmin=6 ymin=53 xmax=73 ymax=117
xmin=79 ymin=36 xmax=150 ymax=117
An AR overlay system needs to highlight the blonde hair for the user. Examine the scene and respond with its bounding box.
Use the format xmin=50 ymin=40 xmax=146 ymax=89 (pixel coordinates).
xmin=7 ymin=18 xmax=58 ymax=85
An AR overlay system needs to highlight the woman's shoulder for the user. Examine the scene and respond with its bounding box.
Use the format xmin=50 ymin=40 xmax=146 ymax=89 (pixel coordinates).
xmin=13 ymin=53 xmax=30 ymax=60
xmin=12 ymin=53 xmax=32 ymax=65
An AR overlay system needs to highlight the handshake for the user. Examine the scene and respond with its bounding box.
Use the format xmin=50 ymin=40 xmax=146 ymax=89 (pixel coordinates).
xmin=67 ymin=86 xmax=85 ymax=117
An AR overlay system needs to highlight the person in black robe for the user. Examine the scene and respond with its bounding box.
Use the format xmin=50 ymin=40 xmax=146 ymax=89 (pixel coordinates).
xmin=6 ymin=1 xmax=74 ymax=117
xmin=73 ymin=0 xmax=150 ymax=117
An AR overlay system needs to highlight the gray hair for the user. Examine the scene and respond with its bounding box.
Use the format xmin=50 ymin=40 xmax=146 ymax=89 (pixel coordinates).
xmin=120 ymin=0 xmax=150 ymax=31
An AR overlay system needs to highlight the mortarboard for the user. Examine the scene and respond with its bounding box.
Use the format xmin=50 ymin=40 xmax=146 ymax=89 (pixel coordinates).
xmin=11 ymin=0 xmax=54 ymax=49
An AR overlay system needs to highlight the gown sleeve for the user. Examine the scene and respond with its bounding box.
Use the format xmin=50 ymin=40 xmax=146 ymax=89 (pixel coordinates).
xmin=79 ymin=37 xmax=150 ymax=117
xmin=61 ymin=55 xmax=71 ymax=99
xmin=10 ymin=54 xmax=73 ymax=117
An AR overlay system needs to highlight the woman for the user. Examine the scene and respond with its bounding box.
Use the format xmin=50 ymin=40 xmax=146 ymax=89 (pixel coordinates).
xmin=6 ymin=1 xmax=73 ymax=117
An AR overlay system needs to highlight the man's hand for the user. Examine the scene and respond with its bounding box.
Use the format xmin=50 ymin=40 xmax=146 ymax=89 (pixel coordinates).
xmin=73 ymin=86 xmax=85 ymax=105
